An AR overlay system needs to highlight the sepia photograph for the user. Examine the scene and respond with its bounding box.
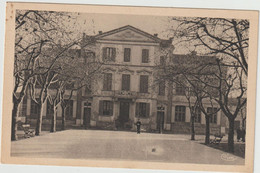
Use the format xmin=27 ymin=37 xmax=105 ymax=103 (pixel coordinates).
xmin=1 ymin=2 xmax=259 ymax=173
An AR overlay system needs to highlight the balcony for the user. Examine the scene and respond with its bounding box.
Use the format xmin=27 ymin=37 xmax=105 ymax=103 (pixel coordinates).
xmin=114 ymin=90 xmax=138 ymax=99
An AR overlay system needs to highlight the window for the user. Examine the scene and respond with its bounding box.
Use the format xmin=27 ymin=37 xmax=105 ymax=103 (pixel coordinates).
xmin=175 ymin=106 xmax=186 ymax=122
xmin=207 ymin=107 xmax=218 ymax=124
xmin=142 ymin=49 xmax=149 ymax=63
xmin=176 ymin=83 xmax=186 ymax=95
xmin=76 ymin=49 xmax=81 ymax=58
xmin=103 ymin=73 xmax=112 ymax=91
xmin=99 ymin=100 xmax=113 ymax=116
xmin=124 ymin=48 xmax=131 ymax=62
xmin=160 ymin=56 xmax=165 ymax=65
xmin=65 ymin=100 xmax=73 ymax=120
xmin=20 ymin=97 xmax=27 ymax=117
xmin=140 ymin=75 xmax=148 ymax=93
xmin=191 ymin=106 xmax=201 ymax=123
xmin=136 ymin=102 xmax=150 ymax=118
xmin=85 ymin=82 xmax=92 ymax=95
xmin=122 ymin=74 xmax=130 ymax=91
xmin=102 ymin=47 xmax=116 ymax=61
xmin=30 ymin=99 xmax=40 ymax=118
xmin=83 ymin=52 xmax=95 ymax=64
xmin=158 ymin=80 xmax=165 ymax=96
xmin=46 ymin=100 xmax=53 ymax=119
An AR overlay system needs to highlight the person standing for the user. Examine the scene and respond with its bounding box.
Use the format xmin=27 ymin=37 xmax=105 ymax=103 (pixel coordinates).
xmin=136 ymin=119 xmax=141 ymax=134
xmin=241 ymin=127 xmax=246 ymax=142
xmin=236 ymin=127 xmax=241 ymax=142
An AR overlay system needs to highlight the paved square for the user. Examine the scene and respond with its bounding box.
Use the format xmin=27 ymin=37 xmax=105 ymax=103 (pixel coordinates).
xmin=11 ymin=130 xmax=244 ymax=165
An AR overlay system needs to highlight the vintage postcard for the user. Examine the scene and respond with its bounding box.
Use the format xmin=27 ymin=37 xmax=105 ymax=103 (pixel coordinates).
xmin=1 ymin=2 xmax=258 ymax=173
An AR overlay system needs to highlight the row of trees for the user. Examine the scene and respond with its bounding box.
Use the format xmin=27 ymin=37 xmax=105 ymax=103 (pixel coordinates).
xmin=12 ymin=10 xmax=101 ymax=140
xmin=157 ymin=17 xmax=248 ymax=152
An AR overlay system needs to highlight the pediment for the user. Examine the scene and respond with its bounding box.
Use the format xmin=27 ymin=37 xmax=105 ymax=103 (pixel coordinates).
xmin=96 ymin=25 xmax=160 ymax=43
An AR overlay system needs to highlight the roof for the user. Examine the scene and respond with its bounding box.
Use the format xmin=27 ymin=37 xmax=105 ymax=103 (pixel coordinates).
xmin=94 ymin=25 xmax=162 ymax=43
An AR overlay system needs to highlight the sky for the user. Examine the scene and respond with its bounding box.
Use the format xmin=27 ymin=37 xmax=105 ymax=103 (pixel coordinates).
xmin=73 ymin=13 xmax=172 ymax=39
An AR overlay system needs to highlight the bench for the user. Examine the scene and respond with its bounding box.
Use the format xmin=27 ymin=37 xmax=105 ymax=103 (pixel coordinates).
xmin=22 ymin=124 xmax=35 ymax=138
xmin=210 ymin=134 xmax=224 ymax=144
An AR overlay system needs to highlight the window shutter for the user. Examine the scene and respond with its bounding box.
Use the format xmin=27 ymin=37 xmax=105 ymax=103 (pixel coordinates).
xmin=124 ymin=48 xmax=131 ymax=62
xmin=102 ymin=47 xmax=107 ymax=61
xmin=183 ymin=106 xmax=186 ymax=122
xmin=99 ymin=100 xmax=103 ymax=115
xmin=112 ymin=48 xmax=116 ymax=61
xmin=108 ymin=73 xmax=112 ymax=90
xmin=103 ymin=74 xmax=107 ymax=90
xmin=136 ymin=103 xmax=139 ymax=117
xmin=110 ymin=102 xmax=113 ymax=116
xmin=121 ymin=75 xmax=124 ymax=90
xmin=142 ymin=49 xmax=149 ymax=63
xmin=127 ymin=75 xmax=130 ymax=91
xmin=146 ymin=103 xmax=150 ymax=117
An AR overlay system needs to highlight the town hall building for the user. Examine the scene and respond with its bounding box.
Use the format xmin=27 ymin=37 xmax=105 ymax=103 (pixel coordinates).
xmin=18 ymin=25 xmax=242 ymax=134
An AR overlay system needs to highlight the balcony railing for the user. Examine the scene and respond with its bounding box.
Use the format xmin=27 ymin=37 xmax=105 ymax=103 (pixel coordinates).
xmin=114 ymin=90 xmax=138 ymax=98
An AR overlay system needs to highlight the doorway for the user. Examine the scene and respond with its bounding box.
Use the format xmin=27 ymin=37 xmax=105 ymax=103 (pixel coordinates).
xmin=118 ymin=101 xmax=130 ymax=129
xmin=157 ymin=111 xmax=165 ymax=133
xmin=83 ymin=107 xmax=91 ymax=129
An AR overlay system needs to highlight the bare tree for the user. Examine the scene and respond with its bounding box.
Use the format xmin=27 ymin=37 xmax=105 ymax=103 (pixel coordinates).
xmin=169 ymin=17 xmax=248 ymax=152
xmin=12 ymin=10 xmax=87 ymax=139
xmin=171 ymin=17 xmax=248 ymax=75
xmin=159 ymin=54 xmax=221 ymax=144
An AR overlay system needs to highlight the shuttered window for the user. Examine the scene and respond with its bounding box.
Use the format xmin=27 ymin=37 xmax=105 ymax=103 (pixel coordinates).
xmin=65 ymin=100 xmax=74 ymax=120
xmin=158 ymin=80 xmax=165 ymax=96
xmin=175 ymin=106 xmax=186 ymax=122
xmin=30 ymin=99 xmax=40 ymax=118
xmin=176 ymin=83 xmax=186 ymax=95
xmin=207 ymin=107 xmax=218 ymax=124
xmin=160 ymin=56 xmax=165 ymax=65
xmin=99 ymin=100 xmax=113 ymax=116
xmin=20 ymin=97 xmax=27 ymax=117
xmin=103 ymin=47 xmax=116 ymax=62
xmin=122 ymin=74 xmax=130 ymax=91
xmin=46 ymin=100 xmax=53 ymax=119
xmin=135 ymin=102 xmax=150 ymax=118
xmin=140 ymin=75 xmax=148 ymax=93
xmin=191 ymin=106 xmax=201 ymax=123
xmin=85 ymin=81 xmax=92 ymax=95
xmin=142 ymin=49 xmax=149 ymax=63
xmin=124 ymin=48 xmax=131 ymax=62
xmin=103 ymin=73 xmax=112 ymax=91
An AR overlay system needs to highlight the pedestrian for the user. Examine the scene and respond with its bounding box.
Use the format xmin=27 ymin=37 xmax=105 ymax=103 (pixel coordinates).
xmin=236 ymin=128 xmax=241 ymax=142
xmin=136 ymin=119 xmax=141 ymax=134
xmin=241 ymin=128 xmax=246 ymax=142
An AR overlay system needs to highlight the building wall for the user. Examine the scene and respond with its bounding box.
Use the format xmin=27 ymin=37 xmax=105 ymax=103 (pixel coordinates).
xmin=17 ymin=27 xmax=235 ymax=134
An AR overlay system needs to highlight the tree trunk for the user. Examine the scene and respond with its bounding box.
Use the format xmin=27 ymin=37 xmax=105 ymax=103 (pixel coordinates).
xmin=205 ymin=116 xmax=210 ymax=144
xmin=50 ymin=107 xmax=56 ymax=132
xmin=11 ymin=101 xmax=19 ymax=141
xmin=35 ymin=104 xmax=43 ymax=136
xmin=228 ymin=118 xmax=235 ymax=153
xmin=191 ymin=115 xmax=195 ymax=140
xmin=50 ymin=106 xmax=57 ymax=132
xmin=61 ymin=107 xmax=65 ymax=130
xmin=242 ymin=118 xmax=246 ymax=129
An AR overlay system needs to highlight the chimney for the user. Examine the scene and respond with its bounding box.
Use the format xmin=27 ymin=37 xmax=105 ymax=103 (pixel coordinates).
xmin=98 ymin=31 xmax=103 ymax=34
xmin=154 ymin=33 xmax=158 ymax=37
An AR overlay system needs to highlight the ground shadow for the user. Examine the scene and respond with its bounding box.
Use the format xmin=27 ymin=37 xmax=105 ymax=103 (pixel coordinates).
xmin=200 ymin=142 xmax=245 ymax=158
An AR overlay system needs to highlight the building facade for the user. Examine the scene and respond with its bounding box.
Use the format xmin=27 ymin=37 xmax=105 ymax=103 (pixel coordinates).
xmin=18 ymin=25 xmax=230 ymax=134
